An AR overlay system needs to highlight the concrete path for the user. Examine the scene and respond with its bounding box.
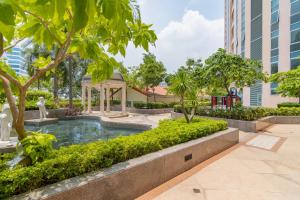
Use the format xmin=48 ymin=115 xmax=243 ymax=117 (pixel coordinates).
xmin=137 ymin=124 xmax=300 ymax=200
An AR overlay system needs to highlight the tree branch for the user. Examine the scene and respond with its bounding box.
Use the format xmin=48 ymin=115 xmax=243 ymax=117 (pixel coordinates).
xmin=0 ymin=68 xmax=22 ymax=89
xmin=0 ymin=33 xmax=3 ymax=57
xmin=24 ymin=10 xmax=63 ymax=46
xmin=3 ymin=38 xmax=24 ymax=52
xmin=0 ymin=75 xmax=19 ymax=122
xmin=24 ymin=29 xmax=74 ymax=89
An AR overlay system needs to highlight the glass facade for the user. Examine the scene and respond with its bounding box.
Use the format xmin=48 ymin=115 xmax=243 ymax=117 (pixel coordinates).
xmin=290 ymin=0 xmax=300 ymax=69
xmin=4 ymin=47 xmax=27 ymax=76
xmin=241 ymin=0 xmax=246 ymax=57
xmin=250 ymin=0 xmax=263 ymax=106
xmin=270 ymin=0 xmax=279 ymax=95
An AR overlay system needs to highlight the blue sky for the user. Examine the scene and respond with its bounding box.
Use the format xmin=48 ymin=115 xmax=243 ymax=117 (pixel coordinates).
xmin=118 ymin=0 xmax=224 ymax=72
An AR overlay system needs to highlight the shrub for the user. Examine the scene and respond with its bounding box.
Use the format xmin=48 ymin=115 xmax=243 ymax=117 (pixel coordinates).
xmin=58 ymin=99 xmax=83 ymax=109
xmin=0 ymin=118 xmax=227 ymax=198
xmin=175 ymin=106 xmax=300 ymax=121
xmin=26 ymin=90 xmax=53 ymax=101
xmin=133 ymin=102 xmax=175 ymax=109
xmin=21 ymin=132 xmax=57 ymax=164
xmin=277 ymin=102 xmax=300 ymax=108
xmin=25 ymin=100 xmax=59 ymax=110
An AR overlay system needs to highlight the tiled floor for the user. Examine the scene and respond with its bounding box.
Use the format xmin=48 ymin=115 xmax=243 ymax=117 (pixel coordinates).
xmin=137 ymin=124 xmax=300 ymax=200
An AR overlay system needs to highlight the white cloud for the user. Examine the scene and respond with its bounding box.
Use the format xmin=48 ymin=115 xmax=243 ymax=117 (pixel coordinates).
xmin=118 ymin=10 xmax=224 ymax=72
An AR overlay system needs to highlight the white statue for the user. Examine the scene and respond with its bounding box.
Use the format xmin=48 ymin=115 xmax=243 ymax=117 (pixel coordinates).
xmin=0 ymin=103 xmax=13 ymax=141
xmin=37 ymin=97 xmax=48 ymax=120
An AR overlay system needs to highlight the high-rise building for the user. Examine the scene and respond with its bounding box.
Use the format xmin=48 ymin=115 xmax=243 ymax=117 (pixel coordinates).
xmin=224 ymin=0 xmax=298 ymax=107
xmin=4 ymin=47 xmax=27 ymax=76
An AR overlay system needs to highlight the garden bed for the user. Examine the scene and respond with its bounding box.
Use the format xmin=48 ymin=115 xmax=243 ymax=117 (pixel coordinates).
xmin=0 ymin=118 xmax=229 ymax=199
xmin=11 ymin=128 xmax=237 ymax=200
xmin=171 ymin=111 xmax=300 ymax=132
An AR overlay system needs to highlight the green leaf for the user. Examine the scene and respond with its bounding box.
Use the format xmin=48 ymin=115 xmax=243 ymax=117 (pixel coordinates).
xmin=53 ymin=0 xmax=66 ymax=23
xmin=72 ymin=0 xmax=88 ymax=32
xmin=0 ymin=3 xmax=15 ymax=25
xmin=0 ymin=21 xmax=14 ymax=42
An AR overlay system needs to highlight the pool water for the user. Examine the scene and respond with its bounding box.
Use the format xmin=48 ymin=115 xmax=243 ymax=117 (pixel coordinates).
xmin=26 ymin=119 xmax=142 ymax=148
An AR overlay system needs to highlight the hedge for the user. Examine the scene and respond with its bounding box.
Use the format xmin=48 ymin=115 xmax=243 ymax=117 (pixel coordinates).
xmin=0 ymin=117 xmax=227 ymax=198
xmin=174 ymin=106 xmax=300 ymax=121
xmin=133 ymin=102 xmax=176 ymax=109
xmin=277 ymin=102 xmax=300 ymax=108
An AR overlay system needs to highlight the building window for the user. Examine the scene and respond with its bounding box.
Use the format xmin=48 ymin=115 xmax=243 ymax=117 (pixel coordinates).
xmin=241 ymin=0 xmax=246 ymax=57
xmin=290 ymin=0 xmax=300 ymax=70
xmin=270 ymin=0 xmax=279 ymax=95
xmin=270 ymin=82 xmax=279 ymax=95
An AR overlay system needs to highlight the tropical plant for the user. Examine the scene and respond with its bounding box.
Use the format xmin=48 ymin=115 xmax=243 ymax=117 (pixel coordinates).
xmin=20 ymin=132 xmax=57 ymax=164
xmin=137 ymin=53 xmax=166 ymax=101
xmin=0 ymin=0 xmax=157 ymax=140
xmin=169 ymin=70 xmax=198 ymax=123
xmin=203 ymin=48 xmax=268 ymax=95
xmin=270 ymin=66 xmax=300 ymax=103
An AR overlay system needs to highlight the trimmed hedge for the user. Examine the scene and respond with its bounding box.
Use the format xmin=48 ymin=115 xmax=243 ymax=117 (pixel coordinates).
xmin=277 ymin=102 xmax=300 ymax=108
xmin=133 ymin=102 xmax=175 ymax=109
xmin=174 ymin=106 xmax=300 ymax=121
xmin=0 ymin=117 xmax=227 ymax=198
xmin=26 ymin=90 xmax=53 ymax=101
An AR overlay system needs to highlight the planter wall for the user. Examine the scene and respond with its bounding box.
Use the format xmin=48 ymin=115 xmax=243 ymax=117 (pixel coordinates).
xmin=14 ymin=128 xmax=239 ymax=200
xmin=171 ymin=111 xmax=300 ymax=133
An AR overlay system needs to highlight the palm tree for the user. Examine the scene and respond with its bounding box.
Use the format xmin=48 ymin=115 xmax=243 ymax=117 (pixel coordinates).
xmin=169 ymin=70 xmax=198 ymax=123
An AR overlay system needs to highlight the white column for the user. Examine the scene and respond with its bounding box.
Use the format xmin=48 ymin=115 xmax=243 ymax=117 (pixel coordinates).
xmin=121 ymin=85 xmax=126 ymax=113
xmin=82 ymin=85 xmax=86 ymax=112
xmin=100 ymin=85 xmax=105 ymax=114
xmin=87 ymin=86 xmax=92 ymax=113
xmin=106 ymin=86 xmax=110 ymax=112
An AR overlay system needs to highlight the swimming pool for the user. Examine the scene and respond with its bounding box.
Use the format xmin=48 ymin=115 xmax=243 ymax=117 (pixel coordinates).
xmin=25 ymin=119 xmax=142 ymax=148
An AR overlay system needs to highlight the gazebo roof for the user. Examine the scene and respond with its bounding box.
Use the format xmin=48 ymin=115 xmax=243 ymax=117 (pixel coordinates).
xmin=82 ymin=70 xmax=124 ymax=83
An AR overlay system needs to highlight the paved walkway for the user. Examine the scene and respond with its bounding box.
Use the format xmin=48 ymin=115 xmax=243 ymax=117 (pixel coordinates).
xmin=137 ymin=124 xmax=300 ymax=200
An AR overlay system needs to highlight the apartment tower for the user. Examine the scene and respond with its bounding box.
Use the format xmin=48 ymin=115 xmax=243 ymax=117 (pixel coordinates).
xmin=224 ymin=0 xmax=298 ymax=107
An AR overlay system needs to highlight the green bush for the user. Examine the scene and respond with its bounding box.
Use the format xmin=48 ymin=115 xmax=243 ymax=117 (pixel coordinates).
xmin=21 ymin=132 xmax=57 ymax=164
xmin=133 ymin=102 xmax=175 ymax=109
xmin=175 ymin=106 xmax=300 ymax=121
xmin=25 ymin=100 xmax=58 ymax=110
xmin=277 ymin=102 xmax=300 ymax=108
xmin=26 ymin=90 xmax=53 ymax=101
xmin=58 ymin=99 xmax=83 ymax=109
xmin=0 ymin=117 xmax=227 ymax=198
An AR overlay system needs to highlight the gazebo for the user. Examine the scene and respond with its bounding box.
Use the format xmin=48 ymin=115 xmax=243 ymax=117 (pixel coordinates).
xmin=81 ymin=71 xmax=126 ymax=115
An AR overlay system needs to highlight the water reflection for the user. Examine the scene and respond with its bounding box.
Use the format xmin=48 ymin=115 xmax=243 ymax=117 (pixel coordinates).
xmin=26 ymin=119 xmax=141 ymax=148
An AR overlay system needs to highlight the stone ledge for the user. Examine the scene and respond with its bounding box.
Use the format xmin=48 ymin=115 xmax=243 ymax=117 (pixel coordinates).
xmin=24 ymin=118 xmax=58 ymax=126
xmin=11 ymin=128 xmax=238 ymax=200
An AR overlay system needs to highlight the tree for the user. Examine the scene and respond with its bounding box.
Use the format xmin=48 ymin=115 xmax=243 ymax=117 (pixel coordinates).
xmin=270 ymin=67 xmax=300 ymax=103
xmin=203 ymin=48 xmax=267 ymax=96
xmin=168 ymin=70 xmax=198 ymax=123
xmin=137 ymin=53 xmax=166 ymax=101
xmin=0 ymin=0 xmax=157 ymax=140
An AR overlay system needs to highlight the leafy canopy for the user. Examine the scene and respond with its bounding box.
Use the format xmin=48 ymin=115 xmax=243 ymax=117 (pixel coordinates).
xmin=270 ymin=66 xmax=300 ymax=100
xmin=0 ymin=0 xmax=157 ymax=83
xmin=137 ymin=53 xmax=166 ymax=89
xmin=203 ymin=48 xmax=268 ymax=94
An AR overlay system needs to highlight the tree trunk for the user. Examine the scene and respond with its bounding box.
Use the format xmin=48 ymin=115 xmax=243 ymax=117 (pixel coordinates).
xmin=15 ymin=88 xmax=27 ymax=140
xmin=152 ymin=87 xmax=156 ymax=102
xmin=180 ymin=96 xmax=190 ymax=123
xmin=68 ymin=57 xmax=73 ymax=109
xmin=53 ymin=69 xmax=58 ymax=102
xmin=0 ymin=76 xmax=27 ymax=140
xmin=37 ymin=78 xmax=40 ymax=90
